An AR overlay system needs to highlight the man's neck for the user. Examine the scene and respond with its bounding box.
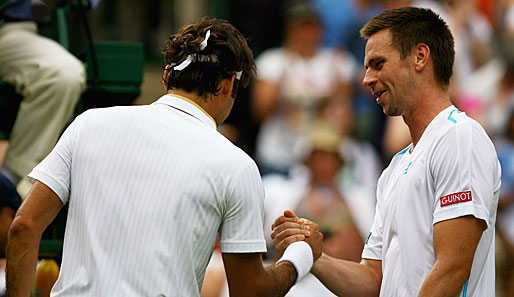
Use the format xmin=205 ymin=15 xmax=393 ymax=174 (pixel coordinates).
xmin=403 ymin=90 xmax=452 ymax=149
xmin=168 ymin=90 xmax=218 ymax=125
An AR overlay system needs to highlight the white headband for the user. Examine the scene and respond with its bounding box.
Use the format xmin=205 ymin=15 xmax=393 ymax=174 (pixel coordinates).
xmin=200 ymin=30 xmax=210 ymax=50
xmin=171 ymin=30 xmax=242 ymax=80
xmin=173 ymin=30 xmax=212 ymax=71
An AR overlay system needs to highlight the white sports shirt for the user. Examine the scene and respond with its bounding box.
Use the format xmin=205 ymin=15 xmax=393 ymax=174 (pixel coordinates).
xmin=254 ymin=47 xmax=358 ymax=170
xmin=362 ymin=105 xmax=501 ymax=296
xmin=29 ymin=95 xmax=267 ymax=297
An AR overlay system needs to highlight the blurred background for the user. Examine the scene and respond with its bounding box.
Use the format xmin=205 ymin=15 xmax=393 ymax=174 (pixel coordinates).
xmin=1 ymin=0 xmax=514 ymax=296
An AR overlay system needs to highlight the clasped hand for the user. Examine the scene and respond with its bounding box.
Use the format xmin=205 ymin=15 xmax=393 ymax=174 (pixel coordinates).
xmin=271 ymin=210 xmax=324 ymax=261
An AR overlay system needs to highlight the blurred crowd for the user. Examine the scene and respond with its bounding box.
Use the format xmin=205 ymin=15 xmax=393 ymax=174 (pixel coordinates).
xmin=192 ymin=0 xmax=513 ymax=296
xmin=0 ymin=0 xmax=513 ymax=296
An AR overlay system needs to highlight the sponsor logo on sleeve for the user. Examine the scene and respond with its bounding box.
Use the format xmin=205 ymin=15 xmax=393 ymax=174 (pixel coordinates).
xmin=440 ymin=191 xmax=472 ymax=207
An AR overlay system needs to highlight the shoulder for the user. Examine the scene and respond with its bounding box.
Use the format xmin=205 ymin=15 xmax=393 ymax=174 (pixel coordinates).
xmin=256 ymin=47 xmax=284 ymax=62
xmin=427 ymin=110 xmax=499 ymax=173
xmin=210 ymin=132 xmax=260 ymax=173
xmin=75 ymin=105 xmax=145 ymax=126
xmin=433 ymin=109 xmax=493 ymax=150
xmin=86 ymin=104 xmax=145 ymax=116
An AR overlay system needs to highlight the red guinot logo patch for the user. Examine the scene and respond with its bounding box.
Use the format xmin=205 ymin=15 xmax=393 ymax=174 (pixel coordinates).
xmin=440 ymin=191 xmax=472 ymax=207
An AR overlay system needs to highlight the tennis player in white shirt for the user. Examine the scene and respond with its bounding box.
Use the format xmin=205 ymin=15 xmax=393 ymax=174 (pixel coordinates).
xmin=7 ymin=17 xmax=322 ymax=297
xmin=272 ymin=7 xmax=501 ymax=297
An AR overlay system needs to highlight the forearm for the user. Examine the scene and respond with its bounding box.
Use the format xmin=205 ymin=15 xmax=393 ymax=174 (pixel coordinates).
xmin=223 ymin=252 xmax=299 ymax=297
xmin=6 ymin=218 xmax=42 ymax=297
xmin=256 ymin=261 xmax=297 ymax=297
xmin=311 ymin=254 xmax=381 ymax=297
xmin=417 ymin=260 xmax=469 ymax=297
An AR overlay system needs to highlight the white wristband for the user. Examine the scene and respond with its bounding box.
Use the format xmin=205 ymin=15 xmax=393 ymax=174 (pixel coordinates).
xmin=276 ymin=241 xmax=313 ymax=282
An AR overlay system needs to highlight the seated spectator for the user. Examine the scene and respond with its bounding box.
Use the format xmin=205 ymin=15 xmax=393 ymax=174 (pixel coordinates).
xmin=313 ymin=96 xmax=382 ymax=193
xmin=0 ymin=172 xmax=22 ymax=296
xmin=457 ymin=35 xmax=514 ymax=139
xmin=251 ymin=0 xmax=358 ymax=176
xmin=262 ymin=120 xmax=375 ymax=296
xmin=202 ymin=120 xmax=376 ymax=297
xmin=0 ymin=0 xmax=86 ymax=191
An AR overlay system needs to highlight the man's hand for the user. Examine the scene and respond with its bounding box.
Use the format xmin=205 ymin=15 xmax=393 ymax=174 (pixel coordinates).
xmin=271 ymin=210 xmax=324 ymax=261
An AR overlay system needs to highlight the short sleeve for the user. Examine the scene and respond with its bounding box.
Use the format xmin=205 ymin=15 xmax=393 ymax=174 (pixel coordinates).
xmin=255 ymin=49 xmax=286 ymax=83
xmin=431 ymin=122 xmax=500 ymax=229
xmin=28 ymin=112 xmax=88 ymax=204
xmin=218 ymin=161 xmax=267 ymax=253
xmin=334 ymin=51 xmax=358 ymax=82
xmin=362 ymin=174 xmax=385 ymax=260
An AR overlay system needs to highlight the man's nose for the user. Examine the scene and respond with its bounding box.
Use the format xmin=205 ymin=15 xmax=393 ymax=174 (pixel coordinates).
xmin=362 ymin=68 xmax=377 ymax=88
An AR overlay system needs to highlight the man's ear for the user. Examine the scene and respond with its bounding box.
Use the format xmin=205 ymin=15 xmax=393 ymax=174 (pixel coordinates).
xmin=221 ymin=74 xmax=237 ymax=97
xmin=162 ymin=65 xmax=171 ymax=91
xmin=414 ymin=43 xmax=430 ymax=71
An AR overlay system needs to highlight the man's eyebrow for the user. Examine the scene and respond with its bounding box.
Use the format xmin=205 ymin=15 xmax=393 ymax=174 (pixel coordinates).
xmin=364 ymin=57 xmax=375 ymax=69
xmin=364 ymin=57 xmax=383 ymax=69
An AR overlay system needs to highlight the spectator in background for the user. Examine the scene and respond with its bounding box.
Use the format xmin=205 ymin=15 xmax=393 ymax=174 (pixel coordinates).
xmin=6 ymin=17 xmax=323 ymax=296
xmin=262 ymin=120 xmax=374 ymax=297
xmin=495 ymin=108 xmax=514 ymax=297
xmin=311 ymin=0 xmax=389 ymax=160
xmin=203 ymin=120 xmax=375 ymax=297
xmin=251 ymin=0 xmax=359 ymax=176
xmin=315 ymin=96 xmax=382 ymax=193
xmin=0 ymin=173 xmax=22 ymax=297
xmin=311 ymin=0 xmax=382 ymax=61
xmin=457 ymin=35 xmax=514 ymax=139
xmin=0 ymin=0 xmax=86 ymax=192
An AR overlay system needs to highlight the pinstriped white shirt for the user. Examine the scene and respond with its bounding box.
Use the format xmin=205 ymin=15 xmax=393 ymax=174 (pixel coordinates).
xmin=29 ymin=94 xmax=267 ymax=297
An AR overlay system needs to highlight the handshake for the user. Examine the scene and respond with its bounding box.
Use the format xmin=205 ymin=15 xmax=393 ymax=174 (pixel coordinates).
xmin=271 ymin=210 xmax=324 ymax=281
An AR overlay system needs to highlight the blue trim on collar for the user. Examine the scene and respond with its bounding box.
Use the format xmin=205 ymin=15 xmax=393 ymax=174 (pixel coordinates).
xmin=394 ymin=144 xmax=413 ymax=157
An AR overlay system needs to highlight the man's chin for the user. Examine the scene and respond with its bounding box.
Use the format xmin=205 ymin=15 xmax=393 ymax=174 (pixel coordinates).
xmin=383 ymin=106 xmax=401 ymax=117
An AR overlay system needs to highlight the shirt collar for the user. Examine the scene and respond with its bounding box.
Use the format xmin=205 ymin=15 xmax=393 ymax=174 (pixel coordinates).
xmin=153 ymin=94 xmax=217 ymax=129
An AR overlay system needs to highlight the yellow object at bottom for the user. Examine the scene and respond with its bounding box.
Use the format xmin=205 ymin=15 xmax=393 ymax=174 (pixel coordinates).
xmin=31 ymin=259 xmax=59 ymax=297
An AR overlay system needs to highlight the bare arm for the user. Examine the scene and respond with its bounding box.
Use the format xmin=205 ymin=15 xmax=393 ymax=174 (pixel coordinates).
xmin=222 ymin=253 xmax=297 ymax=297
xmin=271 ymin=210 xmax=382 ymax=297
xmin=6 ymin=181 xmax=64 ymax=297
xmin=222 ymin=213 xmax=323 ymax=297
xmin=417 ymin=215 xmax=486 ymax=297
xmin=251 ymin=79 xmax=280 ymax=122
xmin=311 ymin=255 xmax=381 ymax=297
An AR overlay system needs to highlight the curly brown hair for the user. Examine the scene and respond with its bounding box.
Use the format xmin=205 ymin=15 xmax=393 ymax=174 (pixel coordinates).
xmin=163 ymin=17 xmax=256 ymax=99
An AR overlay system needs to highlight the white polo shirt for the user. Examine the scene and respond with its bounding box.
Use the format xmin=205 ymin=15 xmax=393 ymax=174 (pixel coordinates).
xmin=362 ymin=105 xmax=501 ymax=296
xmin=29 ymin=95 xmax=267 ymax=297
